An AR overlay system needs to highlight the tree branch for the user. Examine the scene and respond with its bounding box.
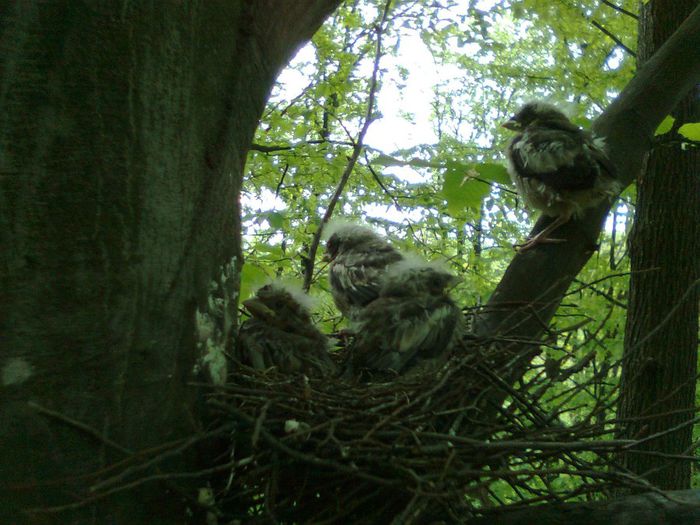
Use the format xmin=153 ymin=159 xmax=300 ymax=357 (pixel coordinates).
xmin=591 ymin=19 xmax=636 ymax=57
xmin=468 ymin=489 xmax=700 ymax=525
xmin=600 ymin=0 xmax=639 ymax=20
xmin=250 ymin=138 xmax=355 ymax=153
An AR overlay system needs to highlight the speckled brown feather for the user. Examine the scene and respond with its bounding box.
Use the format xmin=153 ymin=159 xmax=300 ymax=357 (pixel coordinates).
xmin=325 ymin=224 xmax=403 ymax=321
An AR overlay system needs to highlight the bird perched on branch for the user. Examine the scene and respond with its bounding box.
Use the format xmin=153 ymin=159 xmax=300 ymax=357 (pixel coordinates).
xmin=235 ymin=282 xmax=336 ymax=377
xmin=348 ymin=259 xmax=462 ymax=376
xmin=323 ymin=221 xmax=403 ymax=321
xmin=503 ymin=102 xmax=621 ymax=251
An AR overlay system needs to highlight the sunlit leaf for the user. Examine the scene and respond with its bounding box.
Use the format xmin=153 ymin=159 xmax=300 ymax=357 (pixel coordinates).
xmin=239 ymin=264 xmax=269 ymax=302
xmin=654 ymin=115 xmax=675 ymax=136
xmin=474 ymin=163 xmax=511 ymax=185
xmin=678 ymin=122 xmax=700 ymax=141
xmin=442 ymin=162 xmax=490 ymax=214
xmin=267 ymin=211 xmax=285 ymax=229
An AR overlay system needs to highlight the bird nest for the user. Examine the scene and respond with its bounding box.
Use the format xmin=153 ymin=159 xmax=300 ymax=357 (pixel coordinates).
xmin=207 ymin=338 xmax=655 ymax=524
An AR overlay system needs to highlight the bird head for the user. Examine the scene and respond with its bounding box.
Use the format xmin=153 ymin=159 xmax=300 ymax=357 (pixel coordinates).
xmin=243 ymin=281 xmax=315 ymax=327
xmin=502 ymin=102 xmax=573 ymax=132
xmin=322 ymin=221 xmax=383 ymax=262
xmin=381 ymin=259 xmax=459 ymax=298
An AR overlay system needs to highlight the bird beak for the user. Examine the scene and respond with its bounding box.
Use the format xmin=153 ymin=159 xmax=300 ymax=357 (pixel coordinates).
xmin=242 ymin=298 xmax=276 ymax=319
xmin=501 ymin=119 xmax=522 ymax=131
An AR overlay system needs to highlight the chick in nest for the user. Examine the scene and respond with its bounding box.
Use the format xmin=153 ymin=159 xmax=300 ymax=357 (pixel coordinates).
xmin=348 ymin=258 xmax=463 ymax=377
xmin=323 ymin=220 xmax=404 ymax=322
xmin=236 ymin=281 xmax=336 ymax=377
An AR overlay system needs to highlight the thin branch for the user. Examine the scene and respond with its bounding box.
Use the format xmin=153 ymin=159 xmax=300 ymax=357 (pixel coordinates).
xmin=571 ymin=278 xmax=628 ymax=309
xmin=89 ymin=425 xmax=233 ymax=492
xmin=363 ymin=152 xmax=403 ymax=210
xmin=302 ymin=0 xmax=392 ymax=291
xmin=250 ymin=138 xmax=355 ymax=153
xmin=26 ymin=456 xmax=251 ymax=515
xmin=622 ymin=278 xmax=700 ymax=363
xmin=591 ymin=19 xmax=636 ymax=57
xmin=28 ymin=402 xmax=131 ymax=456
xmin=274 ymin=163 xmax=289 ymax=197
xmin=600 ymin=0 xmax=639 ymax=20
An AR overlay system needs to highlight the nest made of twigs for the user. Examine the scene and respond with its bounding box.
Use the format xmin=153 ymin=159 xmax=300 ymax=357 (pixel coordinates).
xmin=207 ymin=338 xmax=657 ymax=524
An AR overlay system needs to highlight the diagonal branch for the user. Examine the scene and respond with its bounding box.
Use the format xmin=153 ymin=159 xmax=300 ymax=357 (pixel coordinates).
xmin=600 ymin=0 xmax=639 ymax=20
xmin=591 ymin=19 xmax=636 ymax=57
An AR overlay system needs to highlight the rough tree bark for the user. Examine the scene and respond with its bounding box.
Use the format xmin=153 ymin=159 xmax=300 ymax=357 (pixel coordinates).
xmin=616 ymin=0 xmax=700 ymax=490
xmin=0 ymin=2 xmax=341 ymax=523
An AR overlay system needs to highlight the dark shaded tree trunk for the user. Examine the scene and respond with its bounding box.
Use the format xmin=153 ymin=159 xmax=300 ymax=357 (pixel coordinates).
xmin=0 ymin=2 xmax=340 ymax=523
xmin=616 ymin=0 xmax=700 ymax=490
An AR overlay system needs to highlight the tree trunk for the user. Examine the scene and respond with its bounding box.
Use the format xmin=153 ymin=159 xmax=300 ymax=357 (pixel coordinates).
xmin=0 ymin=2 xmax=340 ymax=523
xmin=616 ymin=0 xmax=700 ymax=490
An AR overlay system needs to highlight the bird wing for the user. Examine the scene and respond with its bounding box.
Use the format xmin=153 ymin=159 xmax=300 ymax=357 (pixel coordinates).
xmin=236 ymin=320 xmax=274 ymax=370
xmin=585 ymin=137 xmax=617 ymax=178
xmin=330 ymin=246 xmax=403 ymax=314
xmin=354 ymin=297 xmax=459 ymax=373
xmin=237 ymin=320 xmax=335 ymax=376
xmin=509 ymin=127 xmax=600 ymax=191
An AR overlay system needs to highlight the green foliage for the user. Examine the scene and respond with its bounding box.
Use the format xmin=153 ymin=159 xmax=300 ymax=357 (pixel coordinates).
xmin=241 ymin=0 xmax=639 ymax=498
xmin=655 ymin=115 xmax=675 ymax=135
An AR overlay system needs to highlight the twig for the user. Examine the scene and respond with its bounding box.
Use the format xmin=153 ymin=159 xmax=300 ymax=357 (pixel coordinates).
xmin=363 ymin=152 xmax=402 ymax=211
xmin=90 ymin=425 xmax=233 ymax=492
xmin=28 ymin=401 xmax=131 ymax=455
xmin=622 ymin=278 xmax=700 ymax=362
xmin=591 ymin=19 xmax=636 ymax=57
xmin=26 ymin=456 xmax=254 ymax=515
xmin=599 ymin=0 xmax=639 ymax=20
xmin=274 ymin=164 xmax=289 ymax=197
xmin=252 ymin=400 xmax=272 ymax=447
xmin=250 ymin=138 xmax=355 ymax=153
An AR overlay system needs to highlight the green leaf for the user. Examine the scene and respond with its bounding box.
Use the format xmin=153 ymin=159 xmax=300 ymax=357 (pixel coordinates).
xmin=654 ymin=115 xmax=675 ymax=136
xmin=372 ymin=154 xmax=437 ymax=169
xmin=372 ymin=154 xmax=404 ymax=167
xmin=239 ymin=264 xmax=269 ymax=302
xmin=441 ymin=162 xmax=490 ymax=214
xmin=267 ymin=211 xmax=285 ymax=229
xmin=678 ymin=122 xmax=700 ymax=141
xmin=474 ymin=163 xmax=511 ymax=185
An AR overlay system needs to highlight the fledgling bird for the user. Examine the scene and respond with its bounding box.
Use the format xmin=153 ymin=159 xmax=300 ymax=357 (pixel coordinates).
xmin=348 ymin=259 xmax=462 ymax=376
xmin=235 ymin=281 xmax=336 ymax=377
xmin=323 ymin=221 xmax=403 ymax=322
xmin=503 ymin=102 xmax=621 ymax=251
